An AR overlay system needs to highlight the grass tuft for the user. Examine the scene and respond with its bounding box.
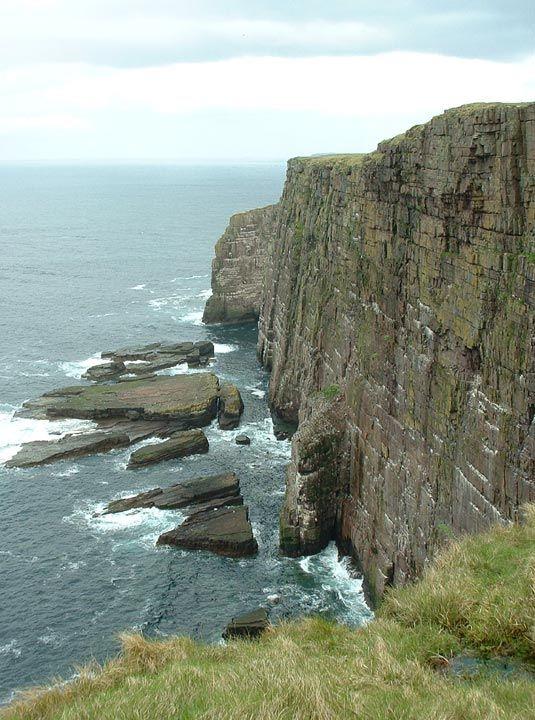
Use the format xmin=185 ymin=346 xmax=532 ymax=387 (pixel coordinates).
xmin=3 ymin=508 xmax=535 ymax=720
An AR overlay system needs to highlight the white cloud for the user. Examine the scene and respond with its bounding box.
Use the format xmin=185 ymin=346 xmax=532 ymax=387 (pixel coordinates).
xmin=1 ymin=52 xmax=534 ymax=125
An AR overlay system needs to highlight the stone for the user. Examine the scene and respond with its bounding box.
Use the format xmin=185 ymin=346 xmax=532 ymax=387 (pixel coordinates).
xmin=17 ymin=373 xmax=220 ymax=427
xmin=82 ymin=361 xmax=126 ymax=382
xmin=202 ymin=205 xmax=278 ymax=324
xmin=127 ymin=429 xmax=208 ymax=467
xmin=235 ymin=434 xmax=251 ymax=445
xmin=157 ymin=505 xmax=258 ymax=557
xmin=218 ymin=383 xmax=244 ymax=430
xmin=222 ymin=608 xmax=270 ymax=639
xmin=5 ymin=431 xmax=131 ymax=468
xmin=102 ymin=472 xmax=241 ymax=514
xmin=204 ymin=102 xmax=535 ymax=597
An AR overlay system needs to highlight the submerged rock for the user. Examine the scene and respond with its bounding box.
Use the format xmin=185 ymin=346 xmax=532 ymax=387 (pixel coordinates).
xmin=223 ymin=608 xmax=270 ymax=639
xmin=218 ymin=383 xmax=244 ymax=430
xmin=103 ymin=472 xmax=240 ymax=514
xmin=157 ymin=505 xmax=258 ymax=557
xmin=127 ymin=429 xmax=209 ymax=467
xmin=235 ymin=434 xmax=251 ymax=445
xmin=5 ymin=431 xmax=131 ymax=468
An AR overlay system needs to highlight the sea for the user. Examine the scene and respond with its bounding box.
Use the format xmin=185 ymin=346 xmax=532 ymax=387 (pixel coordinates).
xmin=0 ymin=164 xmax=372 ymax=703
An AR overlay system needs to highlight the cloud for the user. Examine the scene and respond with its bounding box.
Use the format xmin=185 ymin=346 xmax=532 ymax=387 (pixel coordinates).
xmin=0 ymin=1 xmax=533 ymax=66
xmin=2 ymin=53 xmax=534 ymax=125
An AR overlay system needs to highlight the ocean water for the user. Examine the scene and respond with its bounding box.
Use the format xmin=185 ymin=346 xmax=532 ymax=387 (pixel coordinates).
xmin=0 ymin=164 xmax=372 ymax=703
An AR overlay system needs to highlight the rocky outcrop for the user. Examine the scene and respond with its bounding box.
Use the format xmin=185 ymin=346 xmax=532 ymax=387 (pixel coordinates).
xmin=17 ymin=373 xmax=220 ymax=426
xmin=223 ymin=608 xmax=270 ymax=639
xmin=157 ymin=505 xmax=258 ymax=557
xmin=202 ymin=206 xmax=278 ymax=323
xmin=102 ymin=472 xmax=241 ymax=514
xmin=127 ymin=429 xmax=209 ymax=467
xmin=218 ymin=383 xmax=244 ymax=429
xmin=5 ymin=431 xmax=131 ymax=468
xmin=206 ymin=103 xmax=535 ymax=598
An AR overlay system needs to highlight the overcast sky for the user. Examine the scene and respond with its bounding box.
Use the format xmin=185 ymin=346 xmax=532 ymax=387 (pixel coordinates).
xmin=1 ymin=0 xmax=534 ymax=162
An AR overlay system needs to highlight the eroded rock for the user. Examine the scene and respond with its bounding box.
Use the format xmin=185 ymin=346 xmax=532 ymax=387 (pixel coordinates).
xmin=127 ymin=429 xmax=209 ymax=467
xmin=223 ymin=608 xmax=270 ymax=639
xmin=5 ymin=431 xmax=131 ymax=468
xmin=157 ymin=505 xmax=258 ymax=557
xmin=103 ymin=472 xmax=240 ymax=514
xmin=218 ymin=383 xmax=244 ymax=430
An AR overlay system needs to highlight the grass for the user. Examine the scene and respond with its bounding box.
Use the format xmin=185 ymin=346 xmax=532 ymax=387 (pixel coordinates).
xmin=3 ymin=508 xmax=535 ymax=720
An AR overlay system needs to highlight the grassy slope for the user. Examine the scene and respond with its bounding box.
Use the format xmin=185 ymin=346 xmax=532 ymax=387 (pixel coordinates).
xmin=4 ymin=508 xmax=535 ymax=720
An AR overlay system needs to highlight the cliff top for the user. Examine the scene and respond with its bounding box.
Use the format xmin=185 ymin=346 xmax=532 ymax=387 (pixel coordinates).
xmin=5 ymin=508 xmax=534 ymax=719
xmin=290 ymin=101 xmax=535 ymax=168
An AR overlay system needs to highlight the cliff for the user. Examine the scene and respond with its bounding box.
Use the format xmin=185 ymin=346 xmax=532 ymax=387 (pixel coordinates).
xmin=202 ymin=205 xmax=277 ymax=324
xmin=206 ymin=103 xmax=535 ymax=598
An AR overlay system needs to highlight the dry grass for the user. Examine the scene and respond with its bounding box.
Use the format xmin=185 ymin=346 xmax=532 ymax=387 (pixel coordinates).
xmin=3 ymin=508 xmax=535 ymax=720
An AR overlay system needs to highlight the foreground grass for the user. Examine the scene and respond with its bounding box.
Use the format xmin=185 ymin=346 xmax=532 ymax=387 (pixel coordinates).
xmin=4 ymin=509 xmax=535 ymax=720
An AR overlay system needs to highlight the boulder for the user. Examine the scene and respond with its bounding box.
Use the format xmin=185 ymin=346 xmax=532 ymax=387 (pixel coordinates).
xmin=235 ymin=434 xmax=251 ymax=445
xmin=223 ymin=608 xmax=270 ymax=639
xmin=82 ymin=361 xmax=126 ymax=382
xmin=103 ymin=472 xmax=241 ymax=514
xmin=218 ymin=383 xmax=244 ymax=430
xmin=194 ymin=340 xmax=215 ymax=357
xmin=127 ymin=429 xmax=208 ymax=468
xmin=17 ymin=373 xmax=220 ymax=427
xmin=157 ymin=505 xmax=258 ymax=557
xmin=5 ymin=431 xmax=131 ymax=468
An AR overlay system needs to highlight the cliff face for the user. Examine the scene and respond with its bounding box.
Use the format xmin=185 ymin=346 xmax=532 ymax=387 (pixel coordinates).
xmin=203 ymin=205 xmax=277 ymax=324
xmin=206 ymin=103 xmax=535 ymax=597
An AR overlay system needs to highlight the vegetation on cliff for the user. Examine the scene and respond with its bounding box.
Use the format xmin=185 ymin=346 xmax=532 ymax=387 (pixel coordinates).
xmin=4 ymin=508 xmax=534 ymax=720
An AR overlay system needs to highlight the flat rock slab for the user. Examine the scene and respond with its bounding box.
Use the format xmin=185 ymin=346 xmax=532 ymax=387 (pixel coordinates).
xmin=218 ymin=383 xmax=244 ymax=430
xmin=128 ymin=429 xmax=208 ymax=467
xmin=17 ymin=373 xmax=220 ymax=426
xmin=157 ymin=505 xmax=258 ymax=557
xmin=223 ymin=608 xmax=270 ymax=639
xmin=5 ymin=431 xmax=131 ymax=468
xmin=103 ymin=472 xmax=240 ymax=514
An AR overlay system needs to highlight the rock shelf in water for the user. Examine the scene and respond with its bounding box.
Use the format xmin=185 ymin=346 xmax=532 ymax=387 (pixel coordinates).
xmin=102 ymin=472 xmax=241 ymax=514
xmin=157 ymin=505 xmax=258 ymax=557
xmin=127 ymin=429 xmax=209 ymax=467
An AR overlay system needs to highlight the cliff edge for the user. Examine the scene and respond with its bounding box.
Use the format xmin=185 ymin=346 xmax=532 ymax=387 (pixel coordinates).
xmin=205 ymin=103 xmax=535 ymax=598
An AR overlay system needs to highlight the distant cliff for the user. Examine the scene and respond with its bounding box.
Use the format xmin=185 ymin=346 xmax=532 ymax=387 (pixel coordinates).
xmin=204 ymin=103 xmax=535 ymax=598
xmin=202 ymin=205 xmax=277 ymax=324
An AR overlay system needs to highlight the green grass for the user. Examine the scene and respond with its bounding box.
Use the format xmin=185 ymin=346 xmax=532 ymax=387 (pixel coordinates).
xmin=320 ymin=384 xmax=341 ymax=400
xmin=4 ymin=508 xmax=535 ymax=720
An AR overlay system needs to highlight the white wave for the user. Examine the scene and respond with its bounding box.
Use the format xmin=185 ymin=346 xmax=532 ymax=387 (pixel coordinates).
xmin=0 ymin=410 xmax=96 ymax=464
xmin=213 ymin=343 xmax=237 ymax=354
xmin=51 ymin=465 xmax=80 ymax=478
xmin=251 ymin=389 xmax=266 ymax=398
xmin=130 ymin=284 xmax=146 ymax=290
xmin=180 ymin=310 xmax=203 ymax=325
xmin=157 ymin=364 xmax=189 ymax=376
xmin=197 ymin=289 xmax=212 ymax=300
xmin=206 ymin=416 xmax=291 ymax=460
xmin=0 ymin=639 xmax=21 ymax=658
xmin=298 ymin=542 xmax=372 ymax=622
xmin=58 ymin=353 xmax=102 ymax=379
xmin=37 ymin=630 xmax=64 ymax=648
xmin=170 ymin=274 xmax=209 ymax=282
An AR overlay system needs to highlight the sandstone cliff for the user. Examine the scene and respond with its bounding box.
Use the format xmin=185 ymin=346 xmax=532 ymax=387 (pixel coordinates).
xmin=203 ymin=205 xmax=277 ymax=324
xmin=205 ymin=103 xmax=535 ymax=599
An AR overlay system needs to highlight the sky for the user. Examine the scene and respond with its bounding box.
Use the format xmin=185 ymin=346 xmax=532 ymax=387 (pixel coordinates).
xmin=0 ymin=0 xmax=534 ymax=162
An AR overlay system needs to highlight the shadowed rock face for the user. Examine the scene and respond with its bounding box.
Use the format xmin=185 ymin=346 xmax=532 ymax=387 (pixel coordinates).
xmin=127 ymin=429 xmax=209 ymax=467
xmin=157 ymin=505 xmax=258 ymax=557
xmin=17 ymin=374 xmax=220 ymax=426
xmin=102 ymin=472 xmax=241 ymax=514
xmin=223 ymin=608 xmax=270 ymax=639
xmin=218 ymin=383 xmax=244 ymax=430
xmin=205 ymin=103 xmax=535 ymax=597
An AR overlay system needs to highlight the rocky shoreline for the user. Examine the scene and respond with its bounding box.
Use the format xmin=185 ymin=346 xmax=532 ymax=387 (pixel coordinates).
xmin=4 ymin=340 xmax=259 ymax=559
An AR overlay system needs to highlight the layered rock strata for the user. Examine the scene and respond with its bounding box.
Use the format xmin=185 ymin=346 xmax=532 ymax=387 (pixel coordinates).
xmin=202 ymin=206 xmax=278 ymax=323
xmin=206 ymin=103 xmax=535 ymax=597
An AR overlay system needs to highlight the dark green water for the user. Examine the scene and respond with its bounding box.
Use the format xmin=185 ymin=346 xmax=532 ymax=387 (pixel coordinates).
xmin=0 ymin=164 xmax=372 ymax=703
